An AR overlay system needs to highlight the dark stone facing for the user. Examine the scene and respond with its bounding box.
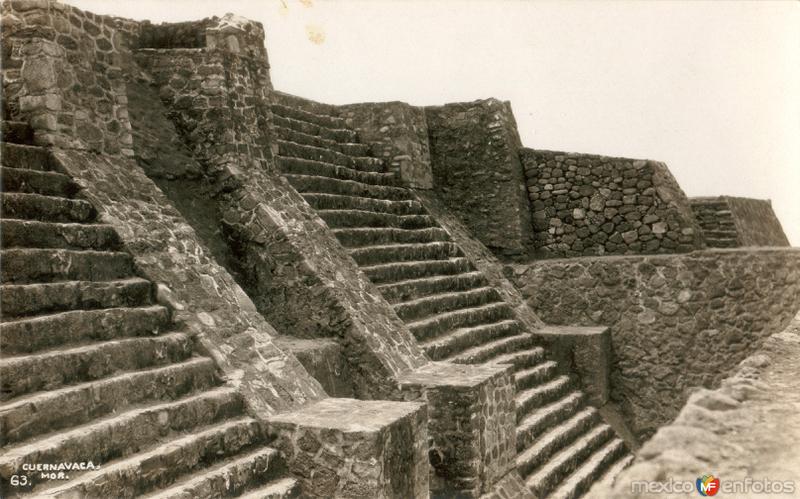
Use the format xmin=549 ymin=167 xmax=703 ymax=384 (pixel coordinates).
xmin=520 ymin=148 xmax=704 ymax=258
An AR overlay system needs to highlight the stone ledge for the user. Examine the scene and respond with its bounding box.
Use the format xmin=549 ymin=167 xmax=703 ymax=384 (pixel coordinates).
xmin=265 ymin=398 xmax=429 ymax=498
xmin=398 ymin=362 xmax=517 ymax=498
xmin=532 ymin=325 xmax=611 ymax=406
xmin=273 ymin=337 xmax=355 ymax=398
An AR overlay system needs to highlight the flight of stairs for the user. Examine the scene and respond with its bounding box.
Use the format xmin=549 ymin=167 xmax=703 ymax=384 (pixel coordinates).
xmin=270 ymin=96 xmax=634 ymax=499
xmin=690 ymin=197 xmax=741 ymax=248
xmin=0 ymin=120 xmax=300 ymax=498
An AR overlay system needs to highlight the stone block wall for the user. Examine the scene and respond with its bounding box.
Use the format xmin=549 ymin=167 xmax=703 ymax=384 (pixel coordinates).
xmin=1 ymin=0 xmax=134 ymax=154
xmin=507 ymin=248 xmax=800 ymax=438
xmin=520 ymin=148 xmax=704 ymax=258
xmin=339 ymin=100 xmax=433 ymax=189
xmin=425 ymin=99 xmax=533 ymax=257
xmin=266 ymin=399 xmax=430 ymax=498
xmin=398 ymin=363 xmax=517 ymax=497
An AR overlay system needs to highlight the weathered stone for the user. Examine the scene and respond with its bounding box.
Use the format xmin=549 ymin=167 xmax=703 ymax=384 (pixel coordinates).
xmin=508 ymin=248 xmax=800 ymax=438
xmin=398 ymin=362 xmax=516 ymax=497
xmin=520 ymin=149 xmax=703 ymax=257
xmin=266 ymin=398 xmax=430 ymax=498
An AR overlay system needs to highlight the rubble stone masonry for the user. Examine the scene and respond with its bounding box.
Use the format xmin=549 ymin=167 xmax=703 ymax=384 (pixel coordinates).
xmin=521 ymin=148 xmax=704 ymax=258
xmin=2 ymin=0 xmax=136 ymax=154
xmin=426 ymin=99 xmax=533 ymax=257
xmin=508 ymin=248 xmax=800 ymax=438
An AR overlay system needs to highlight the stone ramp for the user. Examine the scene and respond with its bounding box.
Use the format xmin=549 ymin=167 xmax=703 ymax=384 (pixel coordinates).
xmin=270 ymin=95 xmax=633 ymax=498
xmin=0 ymin=123 xmax=297 ymax=498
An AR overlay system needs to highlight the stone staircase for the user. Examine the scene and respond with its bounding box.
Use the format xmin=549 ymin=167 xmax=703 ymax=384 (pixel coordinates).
xmin=270 ymin=95 xmax=633 ymax=498
xmin=690 ymin=197 xmax=741 ymax=248
xmin=0 ymin=121 xmax=299 ymax=498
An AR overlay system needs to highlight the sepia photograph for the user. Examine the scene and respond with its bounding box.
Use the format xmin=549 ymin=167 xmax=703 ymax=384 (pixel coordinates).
xmin=0 ymin=0 xmax=798 ymax=497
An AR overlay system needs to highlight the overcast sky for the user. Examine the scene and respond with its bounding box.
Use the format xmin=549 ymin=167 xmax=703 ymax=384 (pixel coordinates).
xmin=71 ymin=0 xmax=799 ymax=245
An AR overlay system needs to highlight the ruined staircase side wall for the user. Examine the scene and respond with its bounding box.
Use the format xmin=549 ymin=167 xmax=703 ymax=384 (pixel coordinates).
xmin=724 ymin=196 xmax=791 ymax=247
xmin=593 ymin=309 xmax=800 ymax=498
xmin=1 ymin=0 xmax=327 ymax=417
xmin=508 ymin=248 xmax=800 ymax=439
xmin=520 ymin=149 xmax=705 ymax=258
xmin=132 ymin=33 xmax=429 ymax=400
xmin=339 ymin=100 xmax=434 ymax=189
xmin=690 ymin=196 xmax=790 ymax=248
xmin=425 ymin=99 xmax=534 ymax=258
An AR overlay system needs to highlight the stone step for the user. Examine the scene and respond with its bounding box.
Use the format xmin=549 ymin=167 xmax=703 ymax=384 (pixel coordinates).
xmin=0 ymin=249 xmax=135 ymax=284
xmin=142 ymin=446 xmax=287 ymax=499
xmin=318 ymin=209 xmax=437 ymax=230
xmin=395 ymin=286 xmax=499 ymax=322
xmin=548 ymin=440 xmax=629 ymax=499
xmin=334 ymin=227 xmax=448 ymax=248
xmin=37 ymin=418 xmax=264 ymax=498
xmin=705 ymin=238 xmax=740 ymax=248
xmin=272 ymin=124 xmax=370 ymax=157
xmin=271 ymin=103 xmax=348 ymax=130
xmin=278 ymin=157 xmax=394 ymax=186
xmin=284 ymin=174 xmax=413 ymax=201
xmin=516 ymin=407 xmax=600 ymax=477
xmin=0 ymin=387 xmax=244 ymax=484
xmin=1 ymin=192 xmax=96 ymax=223
xmin=1 ymin=120 xmax=35 ymax=145
xmin=690 ymin=200 xmax=728 ymax=209
xmin=692 ymin=206 xmax=730 ymax=215
xmin=702 ymin=229 xmax=739 ymax=238
xmin=407 ymin=301 xmax=514 ymax=342
xmin=0 ymin=143 xmax=57 ymax=171
xmin=0 ymin=332 xmax=192 ymax=401
xmin=489 ymin=346 xmax=547 ymax=372
xmin=304 ymin=193 xmax=425 ymax=216
xmin=524 ymin=424 xmax=616 ymax=498
xmin=696 ymin=220 xmax=737 ymax=230
xmin=277 ymin=139 xmax=384 ymax=173
xmin=1 ymin=357 xmax=219 ymax=445
xmin=515 ymin=361 xmax=560 ymax=391
xmin=349 ymin=241 xmax=460 ymax=266
xmin=516 ymin=392 xmax=585 ymax=452
xmin=377 ymin=271 xmax=488 ymax=304
xmin=0 ymin=278 xmax=153 ymax=319
xmin=238 ymin=477 xmax=301 ymax=499
xmin=0 ymin=305 xmax=171 ymax=356
xmin=587 ymin=452 xmax=634 ymax=495
xmin=362 ymin=257 xmax=473 ymax=285
xmin=0 ymin=219 xmax=122 ymax=250
xmin=450 ymin=332 xmax=536 ymax=365
xmin=1 ymin=166 xmax=79 ymax=197
xmin=271 ymin=114 xmax=357 ymax=144
xmin=271 ymin=92 xmax=337 ymax=114
xmin=516 ymin=375 xmax=573 ymax=422
xmin=422 ymin=319 xmax=521 ymax=361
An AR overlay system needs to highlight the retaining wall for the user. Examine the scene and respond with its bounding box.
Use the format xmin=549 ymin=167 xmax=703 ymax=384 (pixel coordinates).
xmin=507 ymin=248 xmax=800 ymax=438
xmin=520 ymin=148 xmax=704 ymax=258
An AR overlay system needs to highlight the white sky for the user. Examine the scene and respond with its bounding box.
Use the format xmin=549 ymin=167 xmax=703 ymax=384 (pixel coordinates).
xmin=71 ymin=0 xmax=800 ymax=245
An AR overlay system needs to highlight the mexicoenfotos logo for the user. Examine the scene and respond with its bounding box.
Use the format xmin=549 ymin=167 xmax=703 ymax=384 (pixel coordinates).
xmin=696 ymin=474 xmax=720 ymax=496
